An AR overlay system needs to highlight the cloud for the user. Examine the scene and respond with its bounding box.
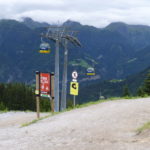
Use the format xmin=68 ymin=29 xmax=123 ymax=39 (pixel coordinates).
xmin=0 ymin=0 xmax=150 ymax=27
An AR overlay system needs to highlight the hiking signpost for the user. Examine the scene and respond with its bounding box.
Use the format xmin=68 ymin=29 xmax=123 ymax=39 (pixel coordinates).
xmin=35 ymin=71 xmax=54 ymax=118
xmin=70 ymin=71 xmax=79 ymax=107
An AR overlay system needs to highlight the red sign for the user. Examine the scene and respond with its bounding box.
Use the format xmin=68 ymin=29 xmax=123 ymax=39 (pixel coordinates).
xmin=40 ymin=73 xmax=51 ymax=95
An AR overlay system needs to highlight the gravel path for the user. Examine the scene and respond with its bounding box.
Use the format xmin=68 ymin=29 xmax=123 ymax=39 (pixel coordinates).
xmin=0 ymin=98 xmax=150 ymax=150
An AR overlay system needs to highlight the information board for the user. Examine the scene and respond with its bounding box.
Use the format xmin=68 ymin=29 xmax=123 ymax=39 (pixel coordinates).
xmin=40 ymin=73 xmax=51 ymax=97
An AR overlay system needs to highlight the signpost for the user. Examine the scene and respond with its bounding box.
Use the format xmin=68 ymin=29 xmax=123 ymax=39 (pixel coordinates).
xmin=70 ymin=71 xmax=79 ymax=107
xmin=35 ymin=71 xmax=54 ymax=118
xmin=35 ymin=71 xmax=40 ymax=119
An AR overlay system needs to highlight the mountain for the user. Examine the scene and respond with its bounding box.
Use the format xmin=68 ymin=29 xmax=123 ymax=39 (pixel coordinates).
xmin=0 ymin=18 xmax=150 ymax=84
xmin=21 ymin=17 xmax=50 ymax=29
xmin=106 ymin=22 xmax=150 ymax=50
xmin=65 ymin=20 xmax=150 ymax=79
xmin=0 ymin=19 xmax=55 ymax=82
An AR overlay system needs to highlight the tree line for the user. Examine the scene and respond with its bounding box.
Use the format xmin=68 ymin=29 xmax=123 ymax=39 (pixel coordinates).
xmin=0 ymin=83 xmax=51 ymax=111
xmin=0 ymin=71 xmax=150 ymax=111
xmin=137 ymin=71 xmax=150 ymax=97
xmin=123 ymin=71 xmax=150 ymax=97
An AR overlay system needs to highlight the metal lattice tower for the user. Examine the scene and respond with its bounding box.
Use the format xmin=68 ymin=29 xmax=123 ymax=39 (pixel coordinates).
xmin=41 ymin=26 xmax=81 ymax=112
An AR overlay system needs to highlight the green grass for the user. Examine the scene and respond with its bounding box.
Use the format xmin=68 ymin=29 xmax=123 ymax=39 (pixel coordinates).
xmin=0 ymin=109 xmax=8 ymax=114
xmin=74 ymin=96 xmax=150 ymax=109
xmin=69 ymin=59 xmax=91 ymax=68
xmin=21 ymin=114 xmax=52 ymax=127
xmin=67 ymin=97 xmax=124 ymax=110
xmin=75 ymin=99 xmax=107 ymax=108
xmin=124 ymin=95 xmax=149 ymax=99
xmin=21 ymin=112 xmax=60 ymax=127
xmin=137 ymin=122 xmax=150 ymax=133
xmin=109 ymin=79 xmax=124 ymax=83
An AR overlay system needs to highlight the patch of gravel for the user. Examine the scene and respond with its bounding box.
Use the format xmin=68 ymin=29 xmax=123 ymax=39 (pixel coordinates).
xmin=0 ymin=98 xmax=150 ymax=150
xmin=0 ymin=111 xmax=48 ymax=128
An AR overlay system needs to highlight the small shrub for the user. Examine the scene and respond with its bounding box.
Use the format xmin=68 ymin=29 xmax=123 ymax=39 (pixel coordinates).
xmin=0 ymin=101 xmax=8 ymax=111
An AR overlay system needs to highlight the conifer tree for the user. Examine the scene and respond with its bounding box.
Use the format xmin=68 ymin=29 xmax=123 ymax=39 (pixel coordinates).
xmin=143 ymin=71 xmax=150 ymax=95
xmin=137 ymin=87 xmax=145 ymax=97
xmin=122 ymin=85 xmax=130 ymax=97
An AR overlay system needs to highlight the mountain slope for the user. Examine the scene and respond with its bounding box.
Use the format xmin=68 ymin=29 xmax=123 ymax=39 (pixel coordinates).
xmin=106 ymin=22 xmax=150 ymax=50
xmin=0 ymin=18 xmax=150 ymax=83
xmin=79 ymin=66 xmax=150 ymax=103
xmin=0 ymin=19 xmax=55 ymax=82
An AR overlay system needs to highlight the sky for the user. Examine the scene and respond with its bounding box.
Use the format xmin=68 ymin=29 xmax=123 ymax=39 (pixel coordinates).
xmin=0 ymin=0 xmax=150 ymax=27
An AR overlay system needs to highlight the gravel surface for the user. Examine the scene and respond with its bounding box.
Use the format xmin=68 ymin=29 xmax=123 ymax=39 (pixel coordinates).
xmin=0 ymin=98 xmax=150 ymax=150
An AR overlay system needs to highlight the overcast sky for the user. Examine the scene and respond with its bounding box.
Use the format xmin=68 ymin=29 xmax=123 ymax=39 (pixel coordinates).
xmin=1 ymin=0 xmax=150 ymax=27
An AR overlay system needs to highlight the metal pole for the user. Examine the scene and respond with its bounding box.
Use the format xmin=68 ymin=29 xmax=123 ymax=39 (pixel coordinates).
xmin=40 ymin=27 xmax=81 ymax=112
xmin=73 ymin=95 xmax=76 ymax=107
xmin=61 ymin=39 xmax=68 ymax=111
xmin=50 ymin=73 xmax=55 ymax=113
xmin=54 ymin=39 xmax=60 ymax=112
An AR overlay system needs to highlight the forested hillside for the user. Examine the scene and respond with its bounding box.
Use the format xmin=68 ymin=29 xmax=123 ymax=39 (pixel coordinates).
xmin=0 ymin=83 xmax=51 ymax=111
xmin=0 ymin=68 xmax=150 ymax=110
xmin=78 ymin=67 xmax=150 ymax=103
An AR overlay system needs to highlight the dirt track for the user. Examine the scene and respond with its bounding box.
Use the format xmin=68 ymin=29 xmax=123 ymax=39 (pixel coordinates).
xmin=0 ymin=98 xmax=150 ymax=150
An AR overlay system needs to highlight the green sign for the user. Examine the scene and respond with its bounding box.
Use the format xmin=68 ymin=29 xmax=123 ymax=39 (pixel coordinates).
xmin=40 ymin=94 xmax=50 ymax=98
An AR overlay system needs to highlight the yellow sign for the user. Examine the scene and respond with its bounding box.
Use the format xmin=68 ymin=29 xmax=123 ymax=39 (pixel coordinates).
xmin=35 ymin=90 xmax=39 ymax=95
xmin=70 ymin=82 xmax=79 ymax=96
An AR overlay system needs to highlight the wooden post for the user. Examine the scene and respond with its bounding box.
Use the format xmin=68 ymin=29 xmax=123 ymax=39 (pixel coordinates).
xmin=36 ymin=71 xmax=40 ymax=119
xmin=50 ymin=98 xmax=54 ymax=113
xmin=50 ymin=73 xmax=55 ymax=113
xmin=36 ymin=96 xmax=40 ymax=119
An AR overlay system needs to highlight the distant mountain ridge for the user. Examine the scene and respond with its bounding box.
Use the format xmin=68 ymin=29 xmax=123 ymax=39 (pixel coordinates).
xmin=21 ymin=17 xmax=50 ymax=29
xmin=106 ymin=22 xmax=150 ymax=50
xmin=0 ymin=18 xmax=150 ymax=83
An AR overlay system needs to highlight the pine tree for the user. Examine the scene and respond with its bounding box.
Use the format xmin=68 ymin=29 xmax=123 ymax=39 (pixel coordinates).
xmin=137 ymin=87 xmax=145 ymax=97
xmin=143 ymin=71 xmax=150 ymax=95
xmin=122 ymin=85 xmax=130 ymax=97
